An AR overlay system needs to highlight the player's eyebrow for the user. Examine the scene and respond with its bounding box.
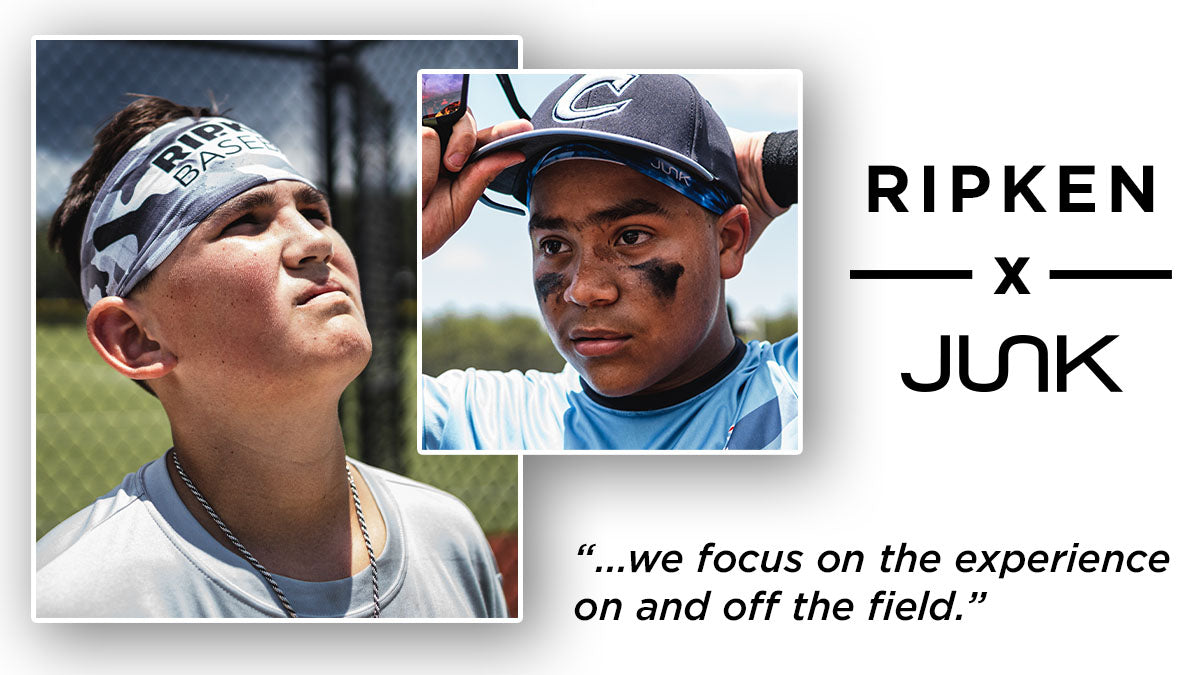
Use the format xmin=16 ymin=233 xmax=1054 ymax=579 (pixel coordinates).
xmin=293 ymin=184 xmax=331 ymax=209
xmin=204 ymin=184 xmax=330 ymax=226
xmin=528 ymin=213 xmax=567 ymax=232
xmin=529 ymin=198 xmax=669 ymax=232
xmin=207 ymin=189 xmax=275 ymax=223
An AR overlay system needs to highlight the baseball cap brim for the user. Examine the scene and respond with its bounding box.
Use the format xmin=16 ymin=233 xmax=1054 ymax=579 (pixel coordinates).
xmin=472 ymin=128 xmax=718 ymax=204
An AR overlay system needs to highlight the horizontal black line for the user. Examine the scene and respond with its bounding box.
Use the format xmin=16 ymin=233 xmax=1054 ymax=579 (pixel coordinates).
xmin=850 ymin=270 xmax=973 ymax=279
xmin=1049 ymin=270 xmax=1172 ymax=280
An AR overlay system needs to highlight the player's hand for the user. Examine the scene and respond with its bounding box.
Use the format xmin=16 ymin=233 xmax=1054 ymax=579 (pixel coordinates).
xmin=728 ymin=127 xmax=789 ymax=252
xmin=421 ymin=109 xmax=533 ymax=258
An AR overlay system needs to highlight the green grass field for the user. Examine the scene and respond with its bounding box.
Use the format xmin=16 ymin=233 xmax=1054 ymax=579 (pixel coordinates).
xmin=35 ymin=322 xmax=517 ymax=538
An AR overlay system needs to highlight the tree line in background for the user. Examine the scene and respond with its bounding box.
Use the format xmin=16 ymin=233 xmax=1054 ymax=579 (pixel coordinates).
xmin=422 ymin=308 xmax=798 ymax=377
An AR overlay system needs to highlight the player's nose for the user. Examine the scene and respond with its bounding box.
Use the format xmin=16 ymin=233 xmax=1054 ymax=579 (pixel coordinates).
xmin=281 ymin=207 xmax=334 ymax=268
xmin=563 ymin=258 xmax=619 ymax=307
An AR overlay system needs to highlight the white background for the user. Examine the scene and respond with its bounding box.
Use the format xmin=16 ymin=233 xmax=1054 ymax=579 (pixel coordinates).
xmin=11 ymin=1 xmax=1198 ymax=673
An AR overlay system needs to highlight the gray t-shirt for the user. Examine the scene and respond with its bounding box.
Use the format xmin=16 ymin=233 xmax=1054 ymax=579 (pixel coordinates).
xmin=36 ymin=454 xmax=508 ymax=618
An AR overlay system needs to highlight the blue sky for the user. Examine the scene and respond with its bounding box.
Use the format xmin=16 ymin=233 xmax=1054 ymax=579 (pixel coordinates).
xmin=421 ymin=71 xmax=800 ymax=324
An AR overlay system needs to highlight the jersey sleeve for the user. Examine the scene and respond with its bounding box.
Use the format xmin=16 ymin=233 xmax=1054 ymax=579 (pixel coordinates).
xmin=421 ymin=367 xmax=577 ymax=450
xmin=771 ymin=333 xmax=799 ymax=382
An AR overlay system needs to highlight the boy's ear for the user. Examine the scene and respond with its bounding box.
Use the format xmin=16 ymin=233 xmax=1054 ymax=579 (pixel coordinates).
xmin=86 ymin=297 xmax=177 ymax=381
xmin=716 ymin=204 xmax=752 ymax=280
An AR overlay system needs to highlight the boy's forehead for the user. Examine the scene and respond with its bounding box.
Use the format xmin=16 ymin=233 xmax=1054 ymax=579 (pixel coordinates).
xmin=528 ymin=160 xmax=689 ymax=225
xmin=203 ymin=180 xmax=329 ymax=223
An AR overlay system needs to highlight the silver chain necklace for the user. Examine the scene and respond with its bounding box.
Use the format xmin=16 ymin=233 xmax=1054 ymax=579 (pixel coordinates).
xmin=170 ymin=449 xmax=380 ymax=618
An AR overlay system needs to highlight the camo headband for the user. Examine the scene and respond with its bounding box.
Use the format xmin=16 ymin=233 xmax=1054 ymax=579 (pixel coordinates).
xmin=79 ymin=116 xmax=314 ymax=309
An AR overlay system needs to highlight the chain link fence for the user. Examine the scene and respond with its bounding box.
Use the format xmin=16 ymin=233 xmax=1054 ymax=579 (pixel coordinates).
xmin=35 ymin=39 xmax=520 ymax=615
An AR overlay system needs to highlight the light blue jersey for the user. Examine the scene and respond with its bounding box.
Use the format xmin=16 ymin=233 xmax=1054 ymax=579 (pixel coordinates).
xmin=423 ymin=336 xmax=799 ymax=450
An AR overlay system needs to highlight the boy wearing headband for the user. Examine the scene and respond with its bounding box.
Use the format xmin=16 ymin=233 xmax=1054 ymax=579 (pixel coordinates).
xmin=37 ymin=97 xmax=508 ymax=618
xmin=421 ymin=74 xmax=799 ymax=450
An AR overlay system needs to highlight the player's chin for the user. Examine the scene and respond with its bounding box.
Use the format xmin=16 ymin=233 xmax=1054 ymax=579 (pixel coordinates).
xmin=302 ymin=318 xmax=373 ymax=368
xmin=576 ymin=361 xmax=654 ymax=398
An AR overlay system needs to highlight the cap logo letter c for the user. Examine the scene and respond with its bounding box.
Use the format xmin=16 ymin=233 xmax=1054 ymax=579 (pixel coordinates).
xmin=553 ymin=74 xmax=640 ymax=122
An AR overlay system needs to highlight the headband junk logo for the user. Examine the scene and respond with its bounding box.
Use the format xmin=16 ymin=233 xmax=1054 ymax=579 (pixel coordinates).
xmin=553 ymin=74 xmax=639 ymax=122
xmin=650 ymin=157 xmax=693 ymax=187
xmin=150 ymin=121 xmax=282 ymax=188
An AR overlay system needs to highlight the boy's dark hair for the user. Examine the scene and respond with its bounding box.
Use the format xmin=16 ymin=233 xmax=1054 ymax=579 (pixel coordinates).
xmin=49 ymin=96 xmax=219 ymax=396
xmin=48 ymin=96 xmax=219 ymax=290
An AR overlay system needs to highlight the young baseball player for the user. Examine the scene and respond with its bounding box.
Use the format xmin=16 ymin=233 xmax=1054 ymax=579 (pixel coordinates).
xmin=37 ymin=96 xmax=507 ymax=618
xmin=421 ymin=74 xmax=799 ymax=450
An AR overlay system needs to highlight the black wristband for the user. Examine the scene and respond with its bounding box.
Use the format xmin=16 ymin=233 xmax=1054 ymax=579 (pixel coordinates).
xmin=762 ymin=130 xmax=798 ymax=208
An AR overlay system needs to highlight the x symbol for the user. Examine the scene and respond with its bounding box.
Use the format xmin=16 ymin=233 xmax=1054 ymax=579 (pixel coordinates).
xmin=994 ymin=257 xmax=1030 ymax=294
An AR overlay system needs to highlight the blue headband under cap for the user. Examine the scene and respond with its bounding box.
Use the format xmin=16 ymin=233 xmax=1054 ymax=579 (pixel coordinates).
xmin=79 ymin=116 xmax=314 ymax=309
xmin=526 ymin=143 xmax=738 ymax=215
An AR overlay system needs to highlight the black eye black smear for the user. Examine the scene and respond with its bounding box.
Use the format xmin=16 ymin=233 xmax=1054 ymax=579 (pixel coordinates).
xmin=535 ymin=272 xmax=566 ymax=303
xmin=629 ymin=258 xmax=685 ymax=300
